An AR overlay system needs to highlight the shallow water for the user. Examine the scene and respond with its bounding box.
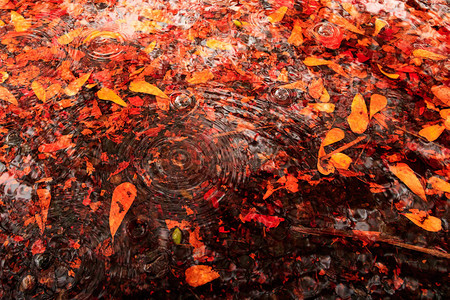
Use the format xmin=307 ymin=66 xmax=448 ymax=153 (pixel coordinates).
xmin=0 ymin=0 xmax=449 ymax=299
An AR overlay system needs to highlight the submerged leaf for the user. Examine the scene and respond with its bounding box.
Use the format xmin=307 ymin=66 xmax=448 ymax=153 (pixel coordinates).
xmin=330 ymin=153 xmax=352 ymax=170
xmin=31 ymin=81 xmax=46 ymax=102
xmin=64 ymin=72 xmax=92 ymax=96
xmin=419 ymin=124 xmax=445 ymax=142
xmin=0 ymin=86 xmax=18 ymax=105
xmin=110 ymin=182 xmax=137 ymax=240
xmin=369 ymin=94 xmax=387 ymax=119
xmin=35 ymin=188 xmax=51 ymax=234
xmin=10 ymin=11 xmax=30 ymax=32
xmin=403 ymin=211 xmax=442 ymax=232
xmin=206 ymin=39 xmax=233 ymax=51
xmin=129 ymin=81 xmax=169 ymax=98
xmin=348 ymin=93 xmax=369 ymax=134
xmin=185 ymin=265 xmax=220 ymax=287
xmin=267 ymin=6 xmax=287 ymax=24
xmin=389 ymin=163 xmax=427 ymax=201
xmin=97 ymin=87 xmax=127 ymax=107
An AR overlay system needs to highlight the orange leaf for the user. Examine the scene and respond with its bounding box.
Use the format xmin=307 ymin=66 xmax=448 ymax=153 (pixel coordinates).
xmin=389 ymin=163 xmax=427 ymax=201
xmin=322 ymin=128 xmax=345 ymax=146
xmin=309 ymin=78 xmax=324 ymax=99
xmin=155 ymin=96 xmax=170 ymax=111
xmin=377 ymin=64 xmax=399 ymax=79
xmin=57 ymin=28 xmax=83 ymax=45
xmin=129 ymin=80 xmax=168 ymax=98
xmin=413 ymin=49 xmax=447 ymax=61
xmin=419 ymin=124 xmax=445 ymax=142
xmin=31 ymin=81 xmax=46 ymax=102
xmin=45 ymin=83 xmax=61 ymax=100
xmin=0 ymin=86 xmax=18 ymax=105
xmin=83 ymin=31 xmax=123 ymax=44
xmin=369 ymin=94 xmax=387 ymax=119
xmin=110 ymin=182 xmax=137 ymax=240
xmin=1 ymin=71 xmax=9 ymax=83
xmin=288 ymin=21 xmax=303 ymax=46
xmin=320 ymin=88 xmax=330 ymax=102
xmin=185 ymin=265 xmax=220 ymax=287
xmin=347 ymin=93 xmax=369 ymax=134
xmin=308 ymin=103 xmax=335 ymax=113
xmin=36 ymin=188 xmax=51 ymax=234
xmin=403 ymin=211 xmax=442 ymax=232
xmin=10 ymin=11 xmax=30 ymax=32
xmin=304 ymin=57 xmax=331 ymax=66
xmin=187 ymin=69 xmax=214 ymax=85
xmin=38 ymin=134 xmax=75 ymax=152
xmin=373 ymin=19 xmax=388 ymax=36
xmin=428 ymin=176 xmax=450 ymax=193
xmin=330 ymin=153 xmax=352 ymax=170
xmin=267 ymin=6 xmax=287 ymax=24
xmin=97 ymin=87 xmax=127 ymax=107
xmin=206 ymin=39 xmax=233 ymax=51
xmin=329 ymin=13 xmax=364 ymax=34
xmin=430 ymin=85 xmax=450 ymax=106
xmin=64 ymin=72 xmax=92 ymax=96
xmin=279 ymin=80 xmax=306 ymax=91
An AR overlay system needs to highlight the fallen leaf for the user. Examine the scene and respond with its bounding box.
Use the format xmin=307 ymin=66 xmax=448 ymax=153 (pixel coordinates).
xmin=369 ymin=94 xmax=387 ymax=119
xmin=322 ymin=128 xmax=345 ymax=146
xmin=144 ymin=41 xmax=156 ymax=54
xmin=304 ymin=57 xmax=332 ymax=66
xmin=240 ymin=210 xmax=285 ymax=228
xmin=110 ymin=182 xmax=137 ymax=240
xmin=0 ymin=86 xmax=18 ymax=105
xmin=187 ymin=69 xmax=214 ymax=84
xmin=83 ymin=30 xmax=123 ymax=43
xmin=57 ymin=28 xmax=83 ymax=45
xmin=329 ymin=13 xmax=364 ymax=34
xmin=45 ymin=83 xmax=61 ymax=100
xmin=206 ymin=39 xmax=233 ymax=51
xmin=0 ymin=71 xmax=8 ymax=83
xmin=10 ymin=11 xmax=30 ymax=32
xmin=31 ymin=81 xmax=46 ymax=102
xmin=389 ymin=163 xmax=427 ymax=201
xmin=403 ymin=210 xmax=442 ymax=232
xmin=320 ymin=88 xmax=330 ymax=102
xmin=377 ymin=64 xmax=399 ymax=79
xmin=267 ymin=6 xmax=288 ymax=24
xmin=288 ymin=21 xmax=303 ymax=46
xmin=129 ymin=80 xmax=169 ymax=98
xmin=279 ymin=80 xmax=306 ymax=91
xmin=308 ymin=103 xmax=335 ymax=113
xmin=64 ymin=72 xmax=92 ymax=96
xmin=97 ymin=87 xmax=127 ymax=107
xmin=348 ymin=93 xmax=369 ymax=134
xmin=172 ymin=227 xmax=183 ymax=245
xmin=413 ymin=49 xmax=447 ymax=61
xmin=35 ymin=188 xmax=51 ymax=234
xmin=430 ymin=85 xmax=450 ymax=106
xmin=428 ymin=176 xmax=450 ymax=193
xmin=38 ymin=135 xmax=75 ymax=152
xmin=330 ymin=153 xmax=352 ymax=169
xmin=309 ymin=78 xmax=324 ymax=99
xmin=419 ymin=124 xmax=445 ymax=142
xmin=155 ymin=96 xmax=170 ymax=111
xmin=185 ymin=265 xmax=220 ymax=287
xmin=373 ymin=18 xmax=388 ymax=36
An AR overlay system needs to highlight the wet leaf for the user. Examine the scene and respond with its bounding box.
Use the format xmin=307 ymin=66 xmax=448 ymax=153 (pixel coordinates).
xmin=308 ymin=103 xmax=335 ymax=113
xmin=267 ymin=6 xmax=287 ymax=24
xmin=97 ymin=87 xmax=127 ymax=107
xmin=348 ymin=93 xmax=369 ymax=134
xmin=330 ymin=153 xmax=352 ymax=170
xmin=0 ymin=71 xmax=8 ymax=83
xmin=317 ymin=128 xmax=345 ymax=175
xmin=187 ymin=69 xmax=214 ymax=85
xmin=403 ymin=210 xmax=442 ymax=232
xmin=57 ymin=28 xmax=83 ymax=45
xmin=428 ymin=176 xmax=450 ymax=193
xmin=144 ymin=41 xmax=156 ymax=54
xmin=309 ymin=78 xmax=324 ymax=99
xmin=129 ymin=80 xmax=168 ymax=98
xmin=38 ymin=134 xmax=75 ymax=152
xmin=172 ymin=227 xmax=182 ymax=245
xmin=35 ymin=188 xmax=51 ymax=234
xmin=322 ymin=128 xmax=345 ymax=146
xmin=377 ymin=64 xmax=399 ymax=79
xmin=110 ymin=182 xmax=137 ymax=240
xmin=413 ymin=49 xmax=447 ymax=61
xmin=389 ymin=163 xmax=427 ymax=201
xmin=185 ymin=265 xmax=220 ymax=287
xmin=31 ymin=81 xmax=46 ymax=102
xmin=430 ymin=85 xmax=450 ymax=106
xmin=329 ymin=13 xmax=364 ymax=34
xmin=10 ymin=11 xmax=30 ymax=32
xmin=45 ymin=83 xmax=61 ymax=100
xmin=64 ymin=72 xmax=92 ymax=96
xmin=206 ymin=39 xmax=233 ymax=51
xmin=304 ymin=57 xmax=331 ymax=66
xmin=83 ymin=30 xmax=123 ymax=43
xmin=0 ymin=86 xmax=18 ymax=105
xmin=240 ymin=210 xmax=285 ymax=228
xmin=373 ymin=18 xmax=388 ymax=36
xmin=288 ymin=21 xmax=303 ymax=46
xmin=419 ymin=124 xmax=445 ymax=142
xmin=369 ymin=94 xmax=387 ymax=119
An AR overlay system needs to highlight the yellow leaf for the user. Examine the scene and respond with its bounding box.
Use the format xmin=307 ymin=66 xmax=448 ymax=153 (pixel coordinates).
xmin=187 ymin=69 xmax=214 ymax=85
xmin=308 ymin=103 xmax=335 ymax=113
xmin=0 ymin=71 xmax=8 ymax=83
xmin=419 ymin=124 xmax=445 ymax=142
xmin=320 ymin=88 xmax=330 ymax=102
xmin=46 ymin=83 xmax=61 ymax=100
xmin=428 ymin=176 xmax=450 ymax=193
xmin=373 ymin=19 xmax=388 ymax=36
xmin=288 ymin=21 xmax=303 ymax=46
xmin=403 ymin=211 xmax=442 ymax=232
xmin=389 ymin=163 xmax=427 ymax=201
xmin=377 ymin=64 xmax=399 ymax=79
xmin=347 ymin=93 xmax=369 ymax=134
xmin=110 ymin=182 xmax=137 ymax=240
xmin=64 ymin=72 xmax=92 ymax=96
xmin=413 ymin=49 xmax=447 ymax=61
xmin=185 ymin=265 xmax=220 ymax=287
xmin=10 ymin=11 xmax=30 ymax=32
xmin=129 ymin=80 xmax=168 ymax=98
xmin=0 ymin=86 xmax=18 ymax=105
xmin=369 ymin=94 xmax=387 ymax=119
xmin=206 ymin=39 xmax=233 ymax=51
xmin=329 ymin=13 xmax=364 ymax=34
xmin=57 ymin=28 xmax=83 ymax=45
xmin=330 ymin=153 xmax=352 ymax=169
xmin=431 ymin=85 xmax=450 ymax=106
xmin=304 ymin=57 xmax=332 ymax=66
xmin=97 ymin=87 xmax=127 ymax=107
xmin=31 ymin=81 xmax=46 ymax=102
xmin=144 ymin=41 xmax=156 ymax=54
xmin=267 ymin=6 xmax=287 ymax=24
xmin=322 ymin=128 xmax=345 ymax=147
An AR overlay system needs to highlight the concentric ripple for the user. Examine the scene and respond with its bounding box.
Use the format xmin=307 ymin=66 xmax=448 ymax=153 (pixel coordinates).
xmin=78 ymin=29 xmax=127 ymax=61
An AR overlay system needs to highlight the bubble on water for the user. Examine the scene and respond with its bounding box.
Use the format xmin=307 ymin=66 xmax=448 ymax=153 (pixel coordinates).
xmin=169 ymin=90 xmax=197 ymax=115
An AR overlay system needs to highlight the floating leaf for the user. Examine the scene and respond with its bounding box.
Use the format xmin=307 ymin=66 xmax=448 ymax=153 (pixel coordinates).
xmin=35 ymin=188 xmax=51 ymax=234
xmin=185 ymin=265 xmax=220 ymax=287
xmin=304 ymin=57 xmax=331 ymax=66
xmin=403 ymin=211 xmax=442 ymax=232
xmin=348 ymin=93 xmax=369 ymax=134
xmin=413 ymin=49 xmax=447 ymax=61
xmin=288 ymin=21 xmax=303 ymax=46
xmin=377 ymin=64 xmax=399 ymax=79
xmin=330 ymin=153 xmax=352 ymax=170
xmin=97 ymin=87 xmax=127 ymax=107
xmin=129 ymin=80 xmax=168 ymax=98
xmin=430 ymin=85 xmax=450 ymax=106
xmin=419 ymin=124 xmax=445 ymax=142
xmin=206 ymin=39 xmax=233 ymax=51
xmin=57 ymin=28 xmax=83 ymax=45
xmin=172 ymin=227 xmax=183 ymax=245
xmin=31 ymin=81 xmax=46 ymax=102
xmin=389 ymin=163 xmax=427 ymax=201
xmin=428 ymin=176 xmax=450 ymax=193
xmin=110 ymin=182 xmax=137 ymax=240
xmin=308 ymin=103 xmax=335 ymax=113
xmin=10 ymin=11 xmax=30 ymax=32
xmin=267 ymin=6 xmax=287 ymax=24
xmin=64 ymin=72 xmax=92 ymax=96
xmin=369 ymin=94 xmax=387 ymax=119
xmin=373 ymin=18 xmax=388 ymax=36
xmin=322 ymin=128 xmax=345 ymax=146
xmin=0 ymin=86 xmax=18 ymax=105
xmin=187 ymin=69 xmax=214 ymax=85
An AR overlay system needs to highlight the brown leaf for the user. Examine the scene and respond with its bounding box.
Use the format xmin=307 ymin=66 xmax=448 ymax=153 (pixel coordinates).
xmin=403 ymin=210 xmax=442 ymax=232
xmin=129 ymin=80 xmax=168 ymax=98
xmin=369 ymin=94 xmax=387 ymax=119
xmin=348 ymin=93 xmax=369 ymax=134
xmin=389 ymin=163 xmax=427 ymax=201
xmin=110 ymin=182 xmax=137 ymax=240
xmin=185 ymin=265 xmax=220 ymax=287
xmin=0 ymin=86 xmax=18 ymax=105
xmin=97 ymin=87 xmax=127 ymax=107
xmin=419 ymin=124 xmax=445 ymax=142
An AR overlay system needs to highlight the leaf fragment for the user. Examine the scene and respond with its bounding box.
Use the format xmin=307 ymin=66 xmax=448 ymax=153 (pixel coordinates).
xmin=129 ymin=80 xmax=169 ymax=98
xmin=413 ymin=49 xmax=447 ymax=61
xmin=419 ymin=124 xmax=445 ymax=142
xmin=109 ymin=182 xmax=137 ymax=240
xmin=31 ymin=81 xmax=46 ymax=102
xmin=428 ymin=176 xmax=450 ymax=193
xmin=0 ymin=86 xmax=18 ymax=105
xmin=64 ymin=72 xmax=92 ymax=96
xmin=347 ymin=93 xmax=369 ymax=134
xmin=389 ymin=163 xmax=427 ymax=201
xmin=430 ymin=85 xmax=450 ymax=106
xmin=185 ymin=265 xmax=220 ymax=287
xmin=403 ymin=211 xmax=442 ymax=232
xmin=97 ymin=87 xmax=127 ymax=107
xmin=10 ymin=11 xmax=30 ymax=32
xmin=377 ymin=64 xmax=399 ymax=79
xmin=57 ymin=28 xmax=83 ymax=45
xmin=369 ymin=94 xmax=387 ymax=119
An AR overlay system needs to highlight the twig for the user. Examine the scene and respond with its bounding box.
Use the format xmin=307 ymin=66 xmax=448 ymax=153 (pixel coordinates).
xmin=320 ymin=135 xmax=367 ymax=161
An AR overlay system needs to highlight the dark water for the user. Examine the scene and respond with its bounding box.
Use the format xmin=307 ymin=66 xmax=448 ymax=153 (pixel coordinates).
xmin=0 ymin=1 xmax=449 ymax=299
